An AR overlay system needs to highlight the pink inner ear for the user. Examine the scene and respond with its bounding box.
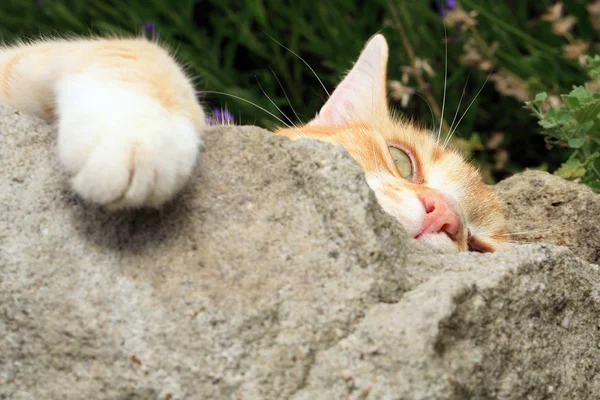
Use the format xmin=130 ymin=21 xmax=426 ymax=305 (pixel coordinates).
xmin=311 ymin=34 xmax=390 ymax=127
xmin=316 ymin=86 xmax=358 ymax=126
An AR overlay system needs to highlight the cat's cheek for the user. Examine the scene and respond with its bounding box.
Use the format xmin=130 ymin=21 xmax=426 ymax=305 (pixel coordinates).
xmin=415 ymin=233 xmax=462 ymax=253
xmin=467 ymin=234 xmax=511 ymax=253
xmin=366 ymin=181 xmax=424 ymax=237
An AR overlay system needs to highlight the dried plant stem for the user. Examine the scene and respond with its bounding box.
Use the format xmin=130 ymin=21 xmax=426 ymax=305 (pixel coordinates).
xmin=387 ymin=0 xmax=450 ymax=135
xmin=455 ymin=0 xmax=495 ymax=62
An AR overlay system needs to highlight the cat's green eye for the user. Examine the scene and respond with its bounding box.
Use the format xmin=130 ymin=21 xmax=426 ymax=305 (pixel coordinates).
xmin=389 ymin=146 xmax=413 ymax=180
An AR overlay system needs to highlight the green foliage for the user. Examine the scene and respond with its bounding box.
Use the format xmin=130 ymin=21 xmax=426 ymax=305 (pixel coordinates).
xmin=0 ymin=0 xmax=392 ymax=127
xmin=526 ymin=56 xmax=600 ymax=192
xmin=0 ymin=0 xmax=599 ymax=185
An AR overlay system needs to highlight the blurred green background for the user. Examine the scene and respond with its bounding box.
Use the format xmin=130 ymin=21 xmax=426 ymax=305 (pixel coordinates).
xmin=1 ymin=0 xmax=599 ymax=184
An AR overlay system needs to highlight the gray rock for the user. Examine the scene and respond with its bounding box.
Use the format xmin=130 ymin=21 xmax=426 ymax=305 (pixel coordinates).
xmin=496 ymin=170 xmax=600 ymax=264
xmin=1 ymin=105 xmax=599 ymax=399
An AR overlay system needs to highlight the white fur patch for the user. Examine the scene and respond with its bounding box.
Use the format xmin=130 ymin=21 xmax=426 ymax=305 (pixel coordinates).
xmin=366 ymin=172 xmax=463 ymax=253
xmin=415 ymin=232 xmax=459 ymax=253
xmin=366 ymin=173 xmax=424 ymax=237
xmin=55 ymin=72 xmax=201 ymax=209
xmin=425 ymin=166 xmax=464 ymax=203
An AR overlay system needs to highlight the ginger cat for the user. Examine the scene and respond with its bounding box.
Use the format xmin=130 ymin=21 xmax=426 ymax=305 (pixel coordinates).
xmin=277 ymin=35 xmax=508 ymax=253
xmin=0 ymin=35 xmax=507 ymax=253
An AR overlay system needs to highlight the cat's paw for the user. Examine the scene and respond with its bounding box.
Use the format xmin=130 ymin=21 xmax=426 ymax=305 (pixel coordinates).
xmin=56 ymin=75 xmax=202 ymax=209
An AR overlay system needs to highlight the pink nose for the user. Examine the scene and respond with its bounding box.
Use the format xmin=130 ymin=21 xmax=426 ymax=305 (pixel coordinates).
xmin=419 ymin=191 xmax=460 ymax=237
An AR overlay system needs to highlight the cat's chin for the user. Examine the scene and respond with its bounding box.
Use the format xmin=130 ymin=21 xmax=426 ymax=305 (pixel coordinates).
xmin=414 ymin=232 xmax=463 ymax=253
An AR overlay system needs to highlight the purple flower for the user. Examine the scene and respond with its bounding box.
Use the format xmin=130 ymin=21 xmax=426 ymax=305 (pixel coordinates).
xmin=143 ymin=22 xmax=158 ymax=39
xmin=206 ymin=108 xmax=235 ymax=126
xmin=435 ymin=0 xmax=457 ymax=16
xmin=36 ymin=0 xmax=44 ymax=9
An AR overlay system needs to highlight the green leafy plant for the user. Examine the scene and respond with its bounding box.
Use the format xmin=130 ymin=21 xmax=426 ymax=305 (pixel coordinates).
xmin=1 ymin=0 xmax=599 ymax=184
xmin=526 ymin=56 xmax=600 ymax=192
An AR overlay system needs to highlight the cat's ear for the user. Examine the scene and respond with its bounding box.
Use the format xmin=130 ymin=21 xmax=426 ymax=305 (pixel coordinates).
xmin=310 ymin=34 xmax=389 ymax=127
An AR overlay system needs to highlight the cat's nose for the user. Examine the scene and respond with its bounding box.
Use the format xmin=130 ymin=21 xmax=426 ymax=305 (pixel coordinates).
xmin=419 ymin=191 xmax=460 ymax=237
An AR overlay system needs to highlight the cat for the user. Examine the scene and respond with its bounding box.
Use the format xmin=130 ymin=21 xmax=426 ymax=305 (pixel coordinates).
xmin=277 ymin=35 xmax=508 ymax=253
xmin=0 ymin=35 xmax=507 ymax=253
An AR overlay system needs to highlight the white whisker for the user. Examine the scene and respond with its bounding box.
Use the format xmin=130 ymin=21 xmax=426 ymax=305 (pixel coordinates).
xmin=269 ymin=66 xmax=302 ymax=123
xmin=255 ymin=77 xmax=298 ymax=130
xmin=448 ymin=69 xmax=471 ymax=137
xmin=203 ymin=90 xmax=294 ymax=130
xmin=500 ymin=228 xmax=554 ymax=237
xmin=436 ymin=10 xmax=449 ymax=145
xmin=413 ymin=92 xmax=437 ymax=132
xmin=263 ymin=32 xmax=331 ymax=98
xmin=444 ymin=69 xmax=493 ymax=148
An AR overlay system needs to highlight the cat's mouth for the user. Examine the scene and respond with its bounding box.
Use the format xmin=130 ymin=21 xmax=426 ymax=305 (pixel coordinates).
xmin=414 ymin=227 xmax=499 ymax=253
xmin=413 ymin=230 xmax=468 ymax=253
xmin=414 ymin=224 xmax=459 ymax=240
xmin=414 ymin=231 xmax=445 ymax=240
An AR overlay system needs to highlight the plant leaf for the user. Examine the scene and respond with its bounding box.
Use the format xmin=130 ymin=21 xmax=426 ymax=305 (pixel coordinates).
xmin=568 ymin=138 xmax=585 ymax=148
xmin=555 ymin=158 xmax=587 ymax=179
xmin=534 ymin=92 xmax=547 ymax=103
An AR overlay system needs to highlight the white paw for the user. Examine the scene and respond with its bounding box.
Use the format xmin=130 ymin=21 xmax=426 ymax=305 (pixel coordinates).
xmin=56 ymin=73 xmax=202 ymax=209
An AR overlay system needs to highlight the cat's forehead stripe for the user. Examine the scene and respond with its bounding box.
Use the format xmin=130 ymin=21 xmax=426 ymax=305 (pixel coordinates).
xmin=431 ymin=146 xmax=445 ymax=163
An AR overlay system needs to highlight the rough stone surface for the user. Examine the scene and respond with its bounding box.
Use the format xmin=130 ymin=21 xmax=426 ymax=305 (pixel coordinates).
xmin=496 ymin=170 xmax=600 ymax=264
xmin=1 ymin=105 xmax=599 ymax=399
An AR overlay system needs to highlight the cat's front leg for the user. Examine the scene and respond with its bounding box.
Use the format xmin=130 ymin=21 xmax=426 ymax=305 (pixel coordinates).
xmin=56 ymin=72 xmax=200 ymax=209
xmin=55 ymin=72 xmax=202 ymax=209
xmin=0 ymin=39 xmax=204 ymax=209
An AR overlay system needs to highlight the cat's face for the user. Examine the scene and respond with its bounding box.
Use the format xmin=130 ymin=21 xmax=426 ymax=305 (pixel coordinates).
xmin=277 ymin=35 xmax=508 ymax=253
